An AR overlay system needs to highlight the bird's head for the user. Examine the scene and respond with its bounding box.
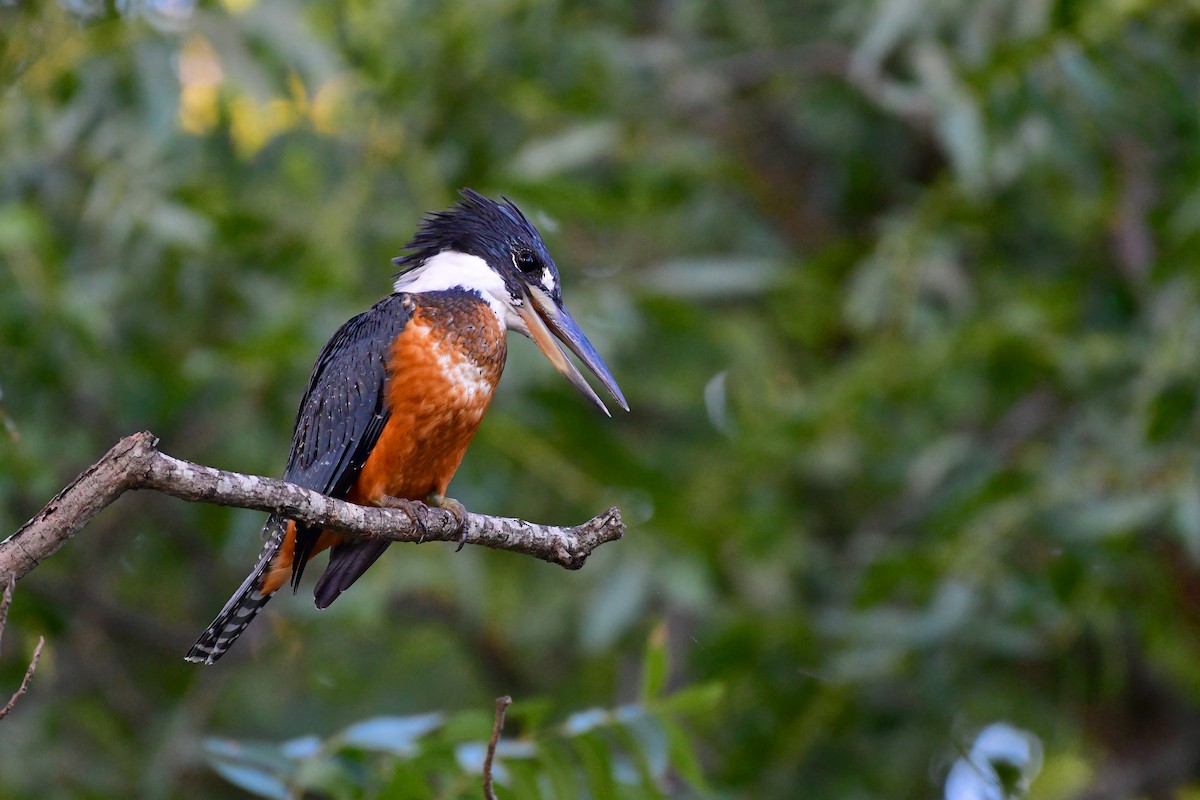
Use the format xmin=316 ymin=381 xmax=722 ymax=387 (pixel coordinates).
xmin=393 ymin=189 xmax=628 ymax=415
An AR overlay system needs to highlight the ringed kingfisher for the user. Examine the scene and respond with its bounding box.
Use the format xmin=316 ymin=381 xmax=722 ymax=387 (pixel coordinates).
xmin=186 ymin=189 xmax=627 ymax=665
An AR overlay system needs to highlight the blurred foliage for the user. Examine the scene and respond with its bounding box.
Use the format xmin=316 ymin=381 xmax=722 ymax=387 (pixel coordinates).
xmin=2 ymin=0 xmax=1200 ymax=798
xmin=206 ymin=628 xmax=719 ymax=798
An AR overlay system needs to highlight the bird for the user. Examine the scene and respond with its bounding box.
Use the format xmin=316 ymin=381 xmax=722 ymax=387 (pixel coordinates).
xmin=185 ymin=189 xmax=627 ymax=665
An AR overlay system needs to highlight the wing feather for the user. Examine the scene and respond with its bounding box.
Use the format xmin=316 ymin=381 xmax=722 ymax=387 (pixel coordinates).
xmin=283 ymin=294 xmax=412 ymax=586
xmin=187 ymin=294 xmax=412 ymax=663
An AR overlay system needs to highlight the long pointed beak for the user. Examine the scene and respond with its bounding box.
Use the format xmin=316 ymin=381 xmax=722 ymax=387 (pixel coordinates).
xmin=518 ymin=287 xmax=629 ymax=416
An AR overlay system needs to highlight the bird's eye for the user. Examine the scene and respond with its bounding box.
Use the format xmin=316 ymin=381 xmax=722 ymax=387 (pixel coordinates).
xmin=514 ymin=249 xmax=538 ymax=273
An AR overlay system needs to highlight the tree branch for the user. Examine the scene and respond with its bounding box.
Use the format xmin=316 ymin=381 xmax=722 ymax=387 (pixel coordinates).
xmin=483 ymin=695 xmax=512 ymax=800
xmin=0 ymin=577 xmax=44 ymax=721
xmin=0 ymin=431 xmax=625 ymax=586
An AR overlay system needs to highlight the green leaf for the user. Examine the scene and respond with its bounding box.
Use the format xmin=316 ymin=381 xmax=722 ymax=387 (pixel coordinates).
xmin=561 ymin=708 xmax=612 ymax=737
xmin=651 ymin=682 xmax=725 ymax=717
xmin=208 ymin=761 xmax=290 ymax=800
xmin=537 ymin=740 xmax=582 ymax=800
xmin=442 ymin=709 xmax=496 ymax=744
xmin=505 ymin=696 xmax=555 ymax=733
xmin=335 ymin=713 xmax=445 ymax=755
xmin=379 ymin=760 xmax=440 ymax=799
xmin=572 ymin=733 xmax=618 ymax=800
xmin=611 ymin=721 xmax=667 ymax=799
xmin=280 ymin=735 xmax=322 ymax=759
xmin=661 ymin=719 xmax=711 ymax=796
xmin=640 ymin=621 xmax=669 ymax=704
xmin=203 ymin=739 xmax=294 ymax=800
xmin=291 ymin=753 xmax=361 ymax=799
xmin=502 ymin=758 xmax=544 ymax=800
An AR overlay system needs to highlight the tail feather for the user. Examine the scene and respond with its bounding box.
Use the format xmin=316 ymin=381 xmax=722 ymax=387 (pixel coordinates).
xmin=313 ymin=539 xmax=391 ymax=609
xmin=186 ymin=516 xmax=287 ymax=665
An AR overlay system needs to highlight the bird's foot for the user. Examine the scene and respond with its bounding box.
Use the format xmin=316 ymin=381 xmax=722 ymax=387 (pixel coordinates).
xmin=427 ymin=493 xmax=470 ymax=551
xmin=379 ymin=495 xmax=427 ymax=542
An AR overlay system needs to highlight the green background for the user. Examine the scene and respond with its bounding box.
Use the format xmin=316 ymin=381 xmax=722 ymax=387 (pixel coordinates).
xmin=3 ymin=0 xmax=1200 ymax=797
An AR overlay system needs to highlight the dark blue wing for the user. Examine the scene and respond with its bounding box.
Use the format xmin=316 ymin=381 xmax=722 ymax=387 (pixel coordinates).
xmin=283 ymin=293 xmax=412 ymax=585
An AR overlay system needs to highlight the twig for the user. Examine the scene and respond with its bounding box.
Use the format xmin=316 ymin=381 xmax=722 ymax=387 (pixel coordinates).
xmin=483 ymin=695 xmax=513 ymax=800
xmin=0 ymin=637 xmax=44 ymax=721
xmin=0 ymin=432 xmax=626 ymax=586
xmin=0 ymin=577 xmax=45 ymax=721
xmin=0 ymin=576 xmax=11 ymax=656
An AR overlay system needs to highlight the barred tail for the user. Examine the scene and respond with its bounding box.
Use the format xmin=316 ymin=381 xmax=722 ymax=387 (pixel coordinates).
xmin=186 ymin=516 xmax=287 ymax=665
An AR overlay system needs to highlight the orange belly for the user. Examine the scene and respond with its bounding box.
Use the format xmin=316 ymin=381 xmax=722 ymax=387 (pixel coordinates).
xmin=261 ymin=302 xmax=506 ymax=594
xmin=348 ymin=321 xmax=498 ymax=503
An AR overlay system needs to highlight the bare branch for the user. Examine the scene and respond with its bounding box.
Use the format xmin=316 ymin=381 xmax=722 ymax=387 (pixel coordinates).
xmin=483 ymin=695 xmax=513 ymax=800
xmin=0 ymin=577 xmax=45 ymax=722
xmin=0 ymin=636 xmax=44 ymax=722
xmin=0 ymin=576 xmax=11 ymax=656
xmin=0 ymin=431 xmax=625 ymax=586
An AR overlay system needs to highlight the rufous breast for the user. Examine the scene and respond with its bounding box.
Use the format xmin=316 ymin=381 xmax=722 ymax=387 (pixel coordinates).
xmin=348 ymin=290 xmax=507 ymax=504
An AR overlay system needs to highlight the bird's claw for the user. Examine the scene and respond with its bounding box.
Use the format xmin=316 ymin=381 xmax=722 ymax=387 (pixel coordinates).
xmin=427 ymin=493 xmax=470 ymax=551
xmin=380 ymin=495 xmax=428 ymax=542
